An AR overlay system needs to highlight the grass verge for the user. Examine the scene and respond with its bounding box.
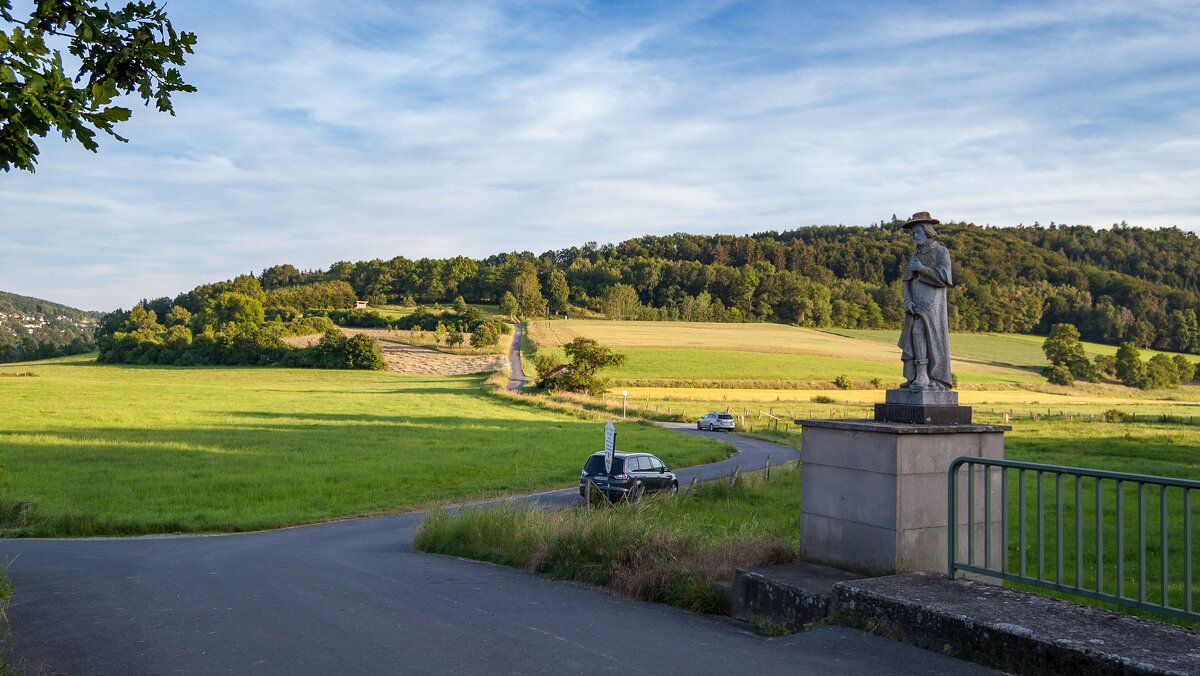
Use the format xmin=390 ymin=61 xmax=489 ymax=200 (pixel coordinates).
xmin=414 ymin=463 xmax=802 ymax=614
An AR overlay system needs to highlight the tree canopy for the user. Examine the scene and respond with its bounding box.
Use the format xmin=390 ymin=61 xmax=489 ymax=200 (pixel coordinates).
xmin=541 ymin=337 xmax=626 ymax=396
xmin=1 ymin=0 xmax=196 ymax=172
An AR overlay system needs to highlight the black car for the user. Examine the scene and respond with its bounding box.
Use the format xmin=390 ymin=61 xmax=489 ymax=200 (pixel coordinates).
xmin=579 ymin=451 xmax=678 ymax=502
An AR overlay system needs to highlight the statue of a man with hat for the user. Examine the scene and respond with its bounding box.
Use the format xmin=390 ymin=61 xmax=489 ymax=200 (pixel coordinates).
xmin=899 ymin=212 xmax=954 ymax=392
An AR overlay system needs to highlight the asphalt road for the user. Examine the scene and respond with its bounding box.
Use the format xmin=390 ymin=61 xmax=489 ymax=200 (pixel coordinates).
xmin=505 ymin=323 xmax=530 ymax=391
xmin=0 ymin=429 xmax=996 ymax=675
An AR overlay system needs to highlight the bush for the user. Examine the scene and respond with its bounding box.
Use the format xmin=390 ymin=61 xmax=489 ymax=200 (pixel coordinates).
xmin=1146 ymin=353 xmax=1180 ymax=389
xmin=1045 ymin=364 xmax=1074 ymax=386
xmin=534 ymin=352 xmax=564 ymax=378
xmin=833 ymin=374 xmax=852 ymax=390
xmin=344 ymin=334 xmax=385 ymax=370
xmin=811 ymin=395 xmax=835 ymax=404
xmin=1095 ymin=354 xmax=1117 ymax=378
xmin=1173 ymin=355 xmax=1196 ymax=383
xmin=470 ymin=322 xmax=499 ymax=348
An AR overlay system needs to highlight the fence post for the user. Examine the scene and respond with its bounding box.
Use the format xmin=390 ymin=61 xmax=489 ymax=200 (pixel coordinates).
xmin=683 ymin=476 xmax=697 ymax=498
xmin=730 ymin=465 xmax=741 ymax=487
xmin=764 ymin=454 xmax=771 ymax=480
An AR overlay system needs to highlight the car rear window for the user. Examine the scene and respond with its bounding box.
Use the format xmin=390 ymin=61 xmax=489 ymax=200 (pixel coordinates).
xmin=583 ymin=456 xmax=624 ymax=474
xmin=717 ymin=414 xmax=733 ymax=420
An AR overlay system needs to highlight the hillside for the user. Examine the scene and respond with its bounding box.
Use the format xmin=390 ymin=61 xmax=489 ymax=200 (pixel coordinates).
xmin=113 ymin=222 xmax=1200 ymax=363
xmin=0 ymin=290 xmax=99 ymax=363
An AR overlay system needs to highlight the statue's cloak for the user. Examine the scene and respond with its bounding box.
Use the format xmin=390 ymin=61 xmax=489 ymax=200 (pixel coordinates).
xmin=899 ymin=240 xmax=953 ymax=389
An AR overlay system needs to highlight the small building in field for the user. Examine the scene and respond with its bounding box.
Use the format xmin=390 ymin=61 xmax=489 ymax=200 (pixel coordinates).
xmin=354 ymin=300 xmax=369 ymax=309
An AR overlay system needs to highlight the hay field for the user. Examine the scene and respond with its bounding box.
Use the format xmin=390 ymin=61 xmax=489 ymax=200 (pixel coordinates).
xmin=526 ymin=319 xmax=1039 ymax=383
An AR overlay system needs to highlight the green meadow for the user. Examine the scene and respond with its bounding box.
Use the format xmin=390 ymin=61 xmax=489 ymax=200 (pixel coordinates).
xmin=0 ymin=355 xmax=728 ymax=536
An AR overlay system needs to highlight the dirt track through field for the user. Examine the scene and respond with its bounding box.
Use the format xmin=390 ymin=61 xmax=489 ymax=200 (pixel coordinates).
xmin=284 ymin=328 xmax=504 ymax=375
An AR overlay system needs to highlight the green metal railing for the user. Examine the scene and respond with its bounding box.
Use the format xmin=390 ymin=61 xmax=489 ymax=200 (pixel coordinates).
xmin=948 ymin=457 xmax=1200 ymax=622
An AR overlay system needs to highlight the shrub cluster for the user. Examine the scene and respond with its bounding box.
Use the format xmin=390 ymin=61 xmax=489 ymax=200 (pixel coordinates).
xmin=97 ymin=300 xmax=383 ymax=370
xmin=304 ymin=306 xmax=510 ymax=346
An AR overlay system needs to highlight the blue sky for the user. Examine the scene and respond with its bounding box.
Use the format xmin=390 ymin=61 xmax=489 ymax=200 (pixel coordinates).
xmin=3 ymin=0 xmax=1199 ymax=311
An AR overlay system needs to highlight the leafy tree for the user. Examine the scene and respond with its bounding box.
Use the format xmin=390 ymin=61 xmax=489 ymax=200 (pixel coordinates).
xmin=545 ymin=268 xmax=569 ymax=314
xmin=600 ymin=284 xmax=640 ymax=320
xmin=1042 ymin=323 xmax=1085 ymax=368
xmin=259 ymin=264 xmax=302 ymax=289
xmin=164 ymin=305 xmax=191 ymax=327
xmin=202 ymin=292 xmax=264 ymax=327
xmin=512 ymin=268 xmax=543 ymax=317
xmin=446 ymin=331 xmax=464 ymax=347
xmin=1114 ymin=342 xmax=1148 ymax=388
xmin=452 ymin=295 xmax=468 ymax=314
xmin=1172 ymin=354 xmax=1196 ymax=383
xmin=470 ymin=322 xmax=498 ymax=348
xmin=1041 ymin=323 xmax=1095 ymax=382
xmin=1 ymin=0 xmax=197 ymax=172
xmin=500 ymin=291 xmax=518 ymax=319
xmin=542 ymin=337 xmax=626 ymax=396
xmin=1146 ymin=353 xmax=1180 ymax=389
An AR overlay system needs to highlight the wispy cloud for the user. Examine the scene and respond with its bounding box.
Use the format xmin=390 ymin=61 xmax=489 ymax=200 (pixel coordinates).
xmin=3 ymin=0 xmax=1199 ymax=309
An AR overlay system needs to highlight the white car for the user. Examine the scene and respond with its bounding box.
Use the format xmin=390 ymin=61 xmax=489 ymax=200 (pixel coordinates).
xmin=697 ymin=412 xmax=736 ymax=432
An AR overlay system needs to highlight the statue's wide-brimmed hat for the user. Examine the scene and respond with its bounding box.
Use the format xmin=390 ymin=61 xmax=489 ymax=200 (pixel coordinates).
xmin=903 ymin=212 xmax=939 ymax=228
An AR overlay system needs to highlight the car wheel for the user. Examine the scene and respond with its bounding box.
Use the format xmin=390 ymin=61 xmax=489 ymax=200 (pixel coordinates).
xmin=668 ymin=481 xmax=678 ymax=496
xmin=697 ymin=422 xmax=702 ymax=430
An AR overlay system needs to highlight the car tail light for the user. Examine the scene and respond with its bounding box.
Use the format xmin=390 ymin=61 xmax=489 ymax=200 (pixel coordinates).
xmin=611 ymin=473 xmax=630 ymax=481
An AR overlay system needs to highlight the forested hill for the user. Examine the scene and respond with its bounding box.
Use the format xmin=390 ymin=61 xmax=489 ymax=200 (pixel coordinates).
xmin=0 ymin=291 xmax=99 ymax=362
xmin=138 ymin=221 xmax=1200 ymax=356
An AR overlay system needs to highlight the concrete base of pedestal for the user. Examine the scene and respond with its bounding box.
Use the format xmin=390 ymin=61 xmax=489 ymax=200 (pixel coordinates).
xmin=798 ymin=419 xmax=1008 ymax=577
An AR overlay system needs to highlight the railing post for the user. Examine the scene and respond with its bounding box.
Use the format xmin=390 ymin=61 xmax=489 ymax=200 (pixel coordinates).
xmin=1186 ymin=489 xmax=1193 ymax=615
xmin=1117 ymin=480 xmax=1125 ymax=600
xmin=1056 ymin=473 xmax=1065 ymax=583
xmin=1161 ymin=484 xmax=1169 ymax=608
xmin=967 ymin=462 xmax=975 ymax=566
xmin=1096 ymin=477 xmax=1104 ymax=595
xmin=947 ymin=458 xmax=959 ymax=579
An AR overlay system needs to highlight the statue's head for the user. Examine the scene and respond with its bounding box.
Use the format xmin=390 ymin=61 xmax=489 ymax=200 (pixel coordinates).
xmin=903 ymin=211 xmax=939 ymax=239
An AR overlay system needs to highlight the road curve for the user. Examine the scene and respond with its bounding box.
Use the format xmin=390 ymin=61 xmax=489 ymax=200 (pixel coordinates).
xmin=0 ymin=431 xmax=995 ymax=675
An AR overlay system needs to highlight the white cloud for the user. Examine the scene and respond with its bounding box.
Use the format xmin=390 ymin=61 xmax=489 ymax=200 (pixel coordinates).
xmin=2 ymin=0 xmax=1199 ymax=309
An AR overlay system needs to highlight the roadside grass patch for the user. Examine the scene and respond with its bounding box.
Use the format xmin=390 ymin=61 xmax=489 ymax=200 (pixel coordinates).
xmin=414 ymin=464 xmax=803 ymax=614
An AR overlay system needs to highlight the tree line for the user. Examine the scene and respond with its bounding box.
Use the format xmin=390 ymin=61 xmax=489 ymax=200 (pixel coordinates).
xmin=239 ymin=220 xmax=1200 ymax=355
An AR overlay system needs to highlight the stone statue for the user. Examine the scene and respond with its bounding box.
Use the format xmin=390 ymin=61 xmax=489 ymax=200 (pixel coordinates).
xmin=898 ymin=212 xmax=953 ymax=392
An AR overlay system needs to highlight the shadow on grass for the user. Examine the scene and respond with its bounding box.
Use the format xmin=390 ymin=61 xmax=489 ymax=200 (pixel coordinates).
xmin=0 ymin=411 xmax=729 ymax=537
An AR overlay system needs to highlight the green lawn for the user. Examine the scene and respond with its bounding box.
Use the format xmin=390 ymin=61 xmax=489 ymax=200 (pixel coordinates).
xmin=0 ymin=355 xmax=729 ymax=536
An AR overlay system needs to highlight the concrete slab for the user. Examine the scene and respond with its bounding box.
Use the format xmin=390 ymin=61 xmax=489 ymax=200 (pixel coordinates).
xmin=726 ymin=563 xmax=868 ymax=631
xmin=833 ymin=572 xmax=1200 ymax=676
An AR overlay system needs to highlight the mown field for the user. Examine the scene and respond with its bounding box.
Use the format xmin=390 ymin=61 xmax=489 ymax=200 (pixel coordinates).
xmin=528 ymin=320 xmax=1055 ymax=386
xmin=0 ymin=355 xmax=729 ymax=536
xmin=527 ymin=319 xmax=1200 ymax=404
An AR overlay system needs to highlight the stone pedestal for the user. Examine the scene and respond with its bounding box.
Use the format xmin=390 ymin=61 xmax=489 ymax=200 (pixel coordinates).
xmin=798 ymin=419 xmax=1008 ymax=577
xmin=874 ymin=388 xmax=972 ymax=425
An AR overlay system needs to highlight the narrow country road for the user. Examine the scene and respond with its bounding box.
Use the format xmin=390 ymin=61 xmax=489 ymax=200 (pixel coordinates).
xmin=0 ymin=430 xmax=995 ymax=675
xmin=505 ymin=322 xmax=529 ymax=391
